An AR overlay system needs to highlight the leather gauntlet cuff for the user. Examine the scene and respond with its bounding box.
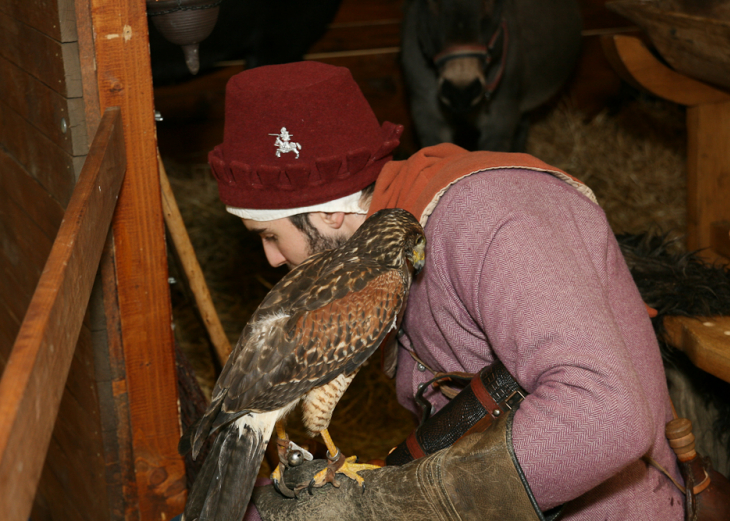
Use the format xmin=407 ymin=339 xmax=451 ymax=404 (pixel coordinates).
xmin=387 ymin=361 xmax=526 ymax=465
xmin=254 ymin=410 xmax=560 ymax=521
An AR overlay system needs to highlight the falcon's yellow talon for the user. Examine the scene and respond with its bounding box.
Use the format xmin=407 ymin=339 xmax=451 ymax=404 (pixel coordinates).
xmin=271 ymin=462 xmax=297 ymax=498
xmin=338 ymin=461 xmax=380 ymax=486
xmin=310 ymin=467 xmax=331 ymax=488
xmin=271 ymin=463 xmax=284 ymax=483
xmin=309 ymin=455 xmax=379 ymax=489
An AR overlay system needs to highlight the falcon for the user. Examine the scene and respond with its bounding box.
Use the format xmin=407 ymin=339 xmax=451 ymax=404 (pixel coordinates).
xmin=180 ymin=208 xmax=426 ymax=521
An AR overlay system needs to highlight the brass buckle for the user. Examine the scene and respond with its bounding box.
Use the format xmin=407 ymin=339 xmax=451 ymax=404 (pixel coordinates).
xmin=504 ymin=389 xmax=526 ymax=410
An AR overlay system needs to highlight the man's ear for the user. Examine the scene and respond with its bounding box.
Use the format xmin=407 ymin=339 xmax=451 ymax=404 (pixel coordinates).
xmin=317 ymin=212 xmax=346 ymax=230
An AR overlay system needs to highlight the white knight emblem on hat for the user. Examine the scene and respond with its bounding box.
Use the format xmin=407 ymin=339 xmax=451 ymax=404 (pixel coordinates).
xmin=270 ymin=127 xmax=302 ymax=159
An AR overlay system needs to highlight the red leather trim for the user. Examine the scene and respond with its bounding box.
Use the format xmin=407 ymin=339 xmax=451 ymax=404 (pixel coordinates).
xmin=470 ymin=374 xmax=501 ymax=417
xmin=406 ymin=431 xmax=426 ymax=460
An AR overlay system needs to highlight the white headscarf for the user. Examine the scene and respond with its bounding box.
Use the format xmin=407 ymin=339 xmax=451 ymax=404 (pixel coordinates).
xmin=226 ymin=190 xmax=366 ymax=221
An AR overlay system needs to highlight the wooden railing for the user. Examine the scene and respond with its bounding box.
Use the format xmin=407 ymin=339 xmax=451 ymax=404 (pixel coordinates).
xmin=0 ymin=107 xmax=126 ymax=521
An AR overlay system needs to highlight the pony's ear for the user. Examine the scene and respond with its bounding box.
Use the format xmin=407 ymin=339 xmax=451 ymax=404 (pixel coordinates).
xmin=417 ymin=1 xmax=442 ymax=60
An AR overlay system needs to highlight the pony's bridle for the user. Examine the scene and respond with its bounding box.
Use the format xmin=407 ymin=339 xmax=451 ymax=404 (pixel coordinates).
xmin=432 ymin=19 xmax=509 ymax=101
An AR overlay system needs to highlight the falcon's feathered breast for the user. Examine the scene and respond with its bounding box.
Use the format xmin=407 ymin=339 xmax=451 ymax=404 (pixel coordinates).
xmin=182 ymin=208 xmax=426 ymax=521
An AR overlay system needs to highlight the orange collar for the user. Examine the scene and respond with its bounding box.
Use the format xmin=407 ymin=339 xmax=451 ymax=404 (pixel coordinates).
xmin=368 ymin=143 xmax=596 ymax=226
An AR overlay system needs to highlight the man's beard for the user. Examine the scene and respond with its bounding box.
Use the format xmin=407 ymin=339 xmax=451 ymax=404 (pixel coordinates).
xmin=305 ymin=226 xmax=348 ymax=257
xmin=288 ymin=213 xmax=349 ymax=269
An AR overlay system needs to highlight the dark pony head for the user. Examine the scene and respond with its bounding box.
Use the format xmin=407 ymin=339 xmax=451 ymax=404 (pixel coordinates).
xmin=415 ymin=0 xmax=505 ymax=113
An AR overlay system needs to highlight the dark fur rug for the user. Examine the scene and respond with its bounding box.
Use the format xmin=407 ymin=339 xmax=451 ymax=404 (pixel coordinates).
xmin=619 ymin=232 xmax=730 ymax=323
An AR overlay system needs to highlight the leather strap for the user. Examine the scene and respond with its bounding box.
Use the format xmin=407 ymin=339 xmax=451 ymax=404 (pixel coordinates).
xmin=471 ymin=370 xmax=501 ymax=415
xmin=386 ymin=361 xmax=527 ymax=466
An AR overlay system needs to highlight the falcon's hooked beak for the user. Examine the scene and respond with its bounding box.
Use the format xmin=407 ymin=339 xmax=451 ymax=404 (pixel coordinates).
xmin=410 ymin=236 xmax=426 ymax=275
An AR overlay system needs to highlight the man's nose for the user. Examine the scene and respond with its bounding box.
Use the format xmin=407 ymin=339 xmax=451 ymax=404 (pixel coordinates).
xmin=262 ymin=242 xmax=287 ymax=268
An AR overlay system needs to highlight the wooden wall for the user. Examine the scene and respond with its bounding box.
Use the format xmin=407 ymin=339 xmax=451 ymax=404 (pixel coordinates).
xmin=1 ymin=0 xmax=185 ymax=519
xmin=0 ymin=1 xmax=112 ymax=519
xmin=0 ymin=0 xmax=85 ymax=342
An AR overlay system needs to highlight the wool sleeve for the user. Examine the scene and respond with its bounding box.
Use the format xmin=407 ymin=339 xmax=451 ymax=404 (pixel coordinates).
xmin=422 ymin=170 xmax=660 ymax=510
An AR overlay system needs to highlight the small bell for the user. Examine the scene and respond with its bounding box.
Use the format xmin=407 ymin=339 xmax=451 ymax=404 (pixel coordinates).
xmin=147 ymin=0 xmax=222 ymax=75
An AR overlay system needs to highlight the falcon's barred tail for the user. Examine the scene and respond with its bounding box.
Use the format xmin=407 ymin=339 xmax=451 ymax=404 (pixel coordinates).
xmin=183 ymin=413 xmax=275 ymax=521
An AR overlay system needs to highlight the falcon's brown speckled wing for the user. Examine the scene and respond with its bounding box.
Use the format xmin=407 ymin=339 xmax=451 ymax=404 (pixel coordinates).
xmin=219 ymin=264 xmax=408 ymax=415
xmin=211 ymin=249 xmax=334 ymax=400
xmin=190 ymin=208 xmax=425 ymax=447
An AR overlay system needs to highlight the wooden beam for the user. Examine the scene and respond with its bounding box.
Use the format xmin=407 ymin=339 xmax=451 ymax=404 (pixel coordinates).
xmin=0 ymin=107 xmax=125 ymax=521
xmin=600 ymin=34 xmax=730 ymax=107
xmin=89 ymin=0 xmax=187 ymax=517
xmin=686 ymin=100 xmax=730 ymax=254
xmin=600 ymin=34 xmax=730 ymax=256
xmin=663 ymin=316 xmax=730 ymax=385
xmin=95 ymin=237 xmax=141 ymax=519
xmin=74 ymin=0 xmax=101 ymax=142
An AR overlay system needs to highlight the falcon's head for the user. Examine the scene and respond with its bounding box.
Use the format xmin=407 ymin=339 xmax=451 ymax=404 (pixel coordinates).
xmin=351 ymin=208 xmax=426 ymax=275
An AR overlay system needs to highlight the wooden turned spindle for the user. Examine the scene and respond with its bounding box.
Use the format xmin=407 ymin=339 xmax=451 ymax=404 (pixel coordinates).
xmin=666 ymin=418 xmax=697 ymax=462
xmin=666 ymin=417 xmax=710 ymax=493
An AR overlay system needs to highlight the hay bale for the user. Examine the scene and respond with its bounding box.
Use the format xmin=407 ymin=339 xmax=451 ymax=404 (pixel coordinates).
xmin=527 ymin=96 xmax=686 ymax=239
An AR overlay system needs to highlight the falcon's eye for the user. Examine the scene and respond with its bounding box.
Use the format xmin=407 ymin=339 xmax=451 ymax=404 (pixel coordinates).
xmin=416 ymin=236 xmax=425 ymax=246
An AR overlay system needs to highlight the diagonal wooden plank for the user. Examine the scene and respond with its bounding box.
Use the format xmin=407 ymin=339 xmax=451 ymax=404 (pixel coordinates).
xmin=159 ymin=154 xmax=232 ymax=365
xmin=0 ymin=107 xmax=125 ymax=521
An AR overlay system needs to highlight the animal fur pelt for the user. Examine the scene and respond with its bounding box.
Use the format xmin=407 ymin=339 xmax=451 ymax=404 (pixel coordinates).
xmin=617 ymin=232 xmax=730 ymax=478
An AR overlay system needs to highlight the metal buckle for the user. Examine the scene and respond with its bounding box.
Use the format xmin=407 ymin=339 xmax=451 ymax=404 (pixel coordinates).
xmin=504 ymin=389 xmax=526 ymax=410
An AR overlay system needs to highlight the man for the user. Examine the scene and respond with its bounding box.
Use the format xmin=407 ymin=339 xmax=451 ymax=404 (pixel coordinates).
xmin=206 ymin=61 xmax=684 ymax=519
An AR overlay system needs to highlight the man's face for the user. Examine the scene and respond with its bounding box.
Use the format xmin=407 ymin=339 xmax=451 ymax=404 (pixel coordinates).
xmin=242 ymin=214 xmax=349 ymax=269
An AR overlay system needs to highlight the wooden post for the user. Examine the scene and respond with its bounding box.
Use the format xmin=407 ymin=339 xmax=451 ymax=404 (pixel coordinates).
xmin=88 ymin=0 xmax=187 ymax=517
xmin=710 ymin=221 xmax=730 ymax=260
xmin=686 ymin=102 xmax=730 ymax=253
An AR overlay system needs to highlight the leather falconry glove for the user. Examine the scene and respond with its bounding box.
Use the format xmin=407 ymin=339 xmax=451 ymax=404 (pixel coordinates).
xmin=252 ymin=363 xmax=561 ymax=521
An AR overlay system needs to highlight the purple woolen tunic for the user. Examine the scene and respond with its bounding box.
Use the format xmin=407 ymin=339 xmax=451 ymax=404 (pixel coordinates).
xmin=395 ymin=168 xmax=684 ymax=519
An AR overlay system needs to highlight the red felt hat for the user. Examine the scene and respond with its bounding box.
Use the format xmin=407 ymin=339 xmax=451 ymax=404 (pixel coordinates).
xmin=209 ymin=61 xmax=403 ymax=210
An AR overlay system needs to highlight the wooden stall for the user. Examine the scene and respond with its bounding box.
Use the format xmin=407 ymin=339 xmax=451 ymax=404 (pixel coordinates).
xmin=0 ymin=0 xmax=185 ymax=520
xmin=2 ymin=1 xmax=729 ymax=520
